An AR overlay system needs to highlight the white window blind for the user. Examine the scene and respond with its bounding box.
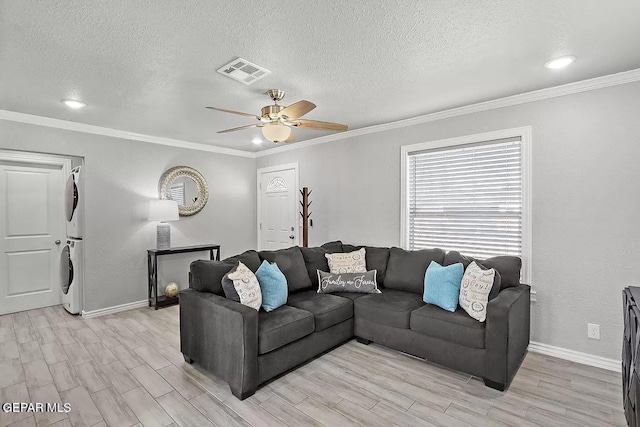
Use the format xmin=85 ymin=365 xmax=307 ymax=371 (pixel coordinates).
xmin=407 ymin=137 xmax=523 ymax=259
xmin=170 ymin=184 xmax=185 ymax=206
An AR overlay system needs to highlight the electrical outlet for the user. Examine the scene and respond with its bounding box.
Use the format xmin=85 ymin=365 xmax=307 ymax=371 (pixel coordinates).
xmin=588 ymin=323 xmax=600 ymax=340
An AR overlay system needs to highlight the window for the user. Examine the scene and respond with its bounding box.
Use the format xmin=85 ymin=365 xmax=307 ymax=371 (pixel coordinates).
xmin=170 ymin=183 xmax=185 ymax=206
xmin=402 ymin=128 xmax=531 ymax=282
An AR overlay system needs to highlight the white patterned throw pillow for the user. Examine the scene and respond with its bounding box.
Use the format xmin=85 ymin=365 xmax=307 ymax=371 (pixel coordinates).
xmin=325 ymin=248 xmax=367 ymax=274
xmin=459 ymin=261 xmax=496 ymax=322
xmin=228 ymin=261 xmax=262 ymax=311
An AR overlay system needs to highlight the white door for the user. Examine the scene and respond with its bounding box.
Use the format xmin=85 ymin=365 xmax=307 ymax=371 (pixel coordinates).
xmin=0 ymin=160 xmax=66 ymax=315
xmin=258 ymin=166 xmax=298 ymax=250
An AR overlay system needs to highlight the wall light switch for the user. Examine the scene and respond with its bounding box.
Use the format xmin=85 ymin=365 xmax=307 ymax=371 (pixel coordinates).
xmin=587 ymin=323 xmax=600 ymax=340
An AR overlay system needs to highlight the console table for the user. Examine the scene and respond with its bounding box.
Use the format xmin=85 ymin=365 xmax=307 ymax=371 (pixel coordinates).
xmin=623 ymin=286 xmax=640 ymax=425
xmin=147 ymin=244 xmax=220 ymax=309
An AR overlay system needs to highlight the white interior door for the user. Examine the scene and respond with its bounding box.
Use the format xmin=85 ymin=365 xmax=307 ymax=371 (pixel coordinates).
xmin=0 ymin=160 xmax=66 ymax=315
xmin=258 ymin=166 xmax=298 ymax=250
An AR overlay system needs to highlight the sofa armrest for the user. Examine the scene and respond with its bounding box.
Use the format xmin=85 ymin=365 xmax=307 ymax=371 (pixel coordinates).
xmin=179 ymin=288 xmax=259 ymax=399
xmin=484 ymin=284 xmax=531 ymax=388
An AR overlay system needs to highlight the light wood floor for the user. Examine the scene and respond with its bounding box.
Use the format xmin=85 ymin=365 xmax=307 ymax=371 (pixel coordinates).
xmin=0 ymin=304 xmax=626 ymax=427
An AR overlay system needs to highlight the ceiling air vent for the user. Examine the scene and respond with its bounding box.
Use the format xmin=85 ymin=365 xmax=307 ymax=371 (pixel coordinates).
xmin=217 ymin=58 xmax=271 ymax=85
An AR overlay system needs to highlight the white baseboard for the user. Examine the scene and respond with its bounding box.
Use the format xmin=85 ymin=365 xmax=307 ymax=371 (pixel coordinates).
xmin=79 ymin=302 xmax=621 ymax=374
xmin=528 ymin=341 xmax=621 ymax=373
xmin=82 ymin=300 xmax=148 ymax=319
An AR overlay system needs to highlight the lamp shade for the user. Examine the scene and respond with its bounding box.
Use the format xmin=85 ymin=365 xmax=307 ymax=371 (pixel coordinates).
xmin=262 ymin=123 xmax=292 ymax=143
xmin=148 ymin=200 xmax=179 ymax=222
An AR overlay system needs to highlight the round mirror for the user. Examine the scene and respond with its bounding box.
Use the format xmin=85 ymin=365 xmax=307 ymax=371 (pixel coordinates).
xmin=158 ymin=166 xmax=208 ymax=216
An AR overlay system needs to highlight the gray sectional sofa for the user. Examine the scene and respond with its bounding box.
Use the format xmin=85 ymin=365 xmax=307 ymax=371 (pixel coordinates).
xmin=180 ymin=241 xmax=530 ymax=400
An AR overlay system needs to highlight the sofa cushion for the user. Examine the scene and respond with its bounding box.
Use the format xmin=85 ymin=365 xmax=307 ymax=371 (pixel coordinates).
xmin=343 ymin=245 xmax=391 ymax=287
xmin=444 ymin=252 xmax=501 ymax=301
xmin=333 ymin=292 xmax=368 ymax=302
xmin=221 ymin=262 xmax=241 ymax=302
xmin=410 ymin=304 xmax=486 ymax=349
xmin=223 ymin=250 xmax=262 ymax=272
xmin=258 ymin=305 xmax=314 ymax=354
xmin=354 ymin=289 xmax=424 ymax=329
xmin=364 ymin=247 xmax=390 ymax=287
xmin=259 ymin=246 xmax=313 ymax=293
xmin=444 ymin=250 xmax=521 ymax=290
xmin=189 ymin=259 xmax=235 ymax=295
xmin=321 ymin=240 xmax=343 ymax=252
xmin=385 ymin=247 xmax=446 ymax=294
xmin=287 ymin=290 xmax=353 ymax=332
xmin=477 ymin=256 xmax=520 ymax=289
xmin=300 ymin=246 xmax=341 ymax=288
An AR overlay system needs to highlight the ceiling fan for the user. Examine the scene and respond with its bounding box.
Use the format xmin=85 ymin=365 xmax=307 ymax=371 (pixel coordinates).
xmin=206 ymin=89 xmax=348 ymax=143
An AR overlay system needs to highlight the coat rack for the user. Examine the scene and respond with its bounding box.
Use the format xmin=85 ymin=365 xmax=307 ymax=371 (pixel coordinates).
xmin=299 ymin=187 xmax=312 ymax=247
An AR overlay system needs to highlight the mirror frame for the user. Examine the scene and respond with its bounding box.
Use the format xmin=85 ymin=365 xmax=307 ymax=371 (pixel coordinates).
xmin=158 ymin=166 xmax=209 ymax=216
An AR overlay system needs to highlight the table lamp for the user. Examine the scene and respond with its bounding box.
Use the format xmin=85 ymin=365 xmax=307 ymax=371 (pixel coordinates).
xmin=148 ymin=200 xmax=179 ymax=249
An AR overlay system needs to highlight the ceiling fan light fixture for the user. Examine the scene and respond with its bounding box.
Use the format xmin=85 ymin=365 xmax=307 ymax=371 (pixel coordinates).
xmin=208 ymin=89 xmax=347 ymax=140
xmin=262 ymin=123 xmax=292 ymax=143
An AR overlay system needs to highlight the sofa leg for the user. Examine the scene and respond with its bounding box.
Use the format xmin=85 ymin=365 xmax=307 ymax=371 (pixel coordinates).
xmin=230 ymin=386 xmax=256 ymax=400
xmin=183 ymin=354 xmax=194 ymax=364
xmin=356 ymin=337 xmax=372 ymax=345
xmin=483 ymin=378 xmax=506 ymax=391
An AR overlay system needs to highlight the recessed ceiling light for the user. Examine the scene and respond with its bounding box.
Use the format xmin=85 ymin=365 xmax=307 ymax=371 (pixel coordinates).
xmin=544 ymin=56 xmax=576 ymax=70
xmin=252 ymin=138 xmax=263 ymax=145
xmin=62 ymin=99 xmax=86 ymax=109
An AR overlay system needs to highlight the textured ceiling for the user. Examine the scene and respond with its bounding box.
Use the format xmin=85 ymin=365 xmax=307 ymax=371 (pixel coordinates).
xmin=1 ymin=0 xmax=639 ymax=152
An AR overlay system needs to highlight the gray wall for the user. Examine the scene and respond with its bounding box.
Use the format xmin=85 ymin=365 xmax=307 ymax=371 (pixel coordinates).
xmin=257 ymin=81 xmax=640 ymax=360
xmin=0 ymin=120 xmax=256 ymax=311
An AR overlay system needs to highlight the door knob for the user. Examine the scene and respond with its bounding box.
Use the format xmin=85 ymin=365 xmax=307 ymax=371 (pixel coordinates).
xmin=289 ymin=235 xmax=295 ymax=239
xmin=55 ymin=240 xmax=61 ymax=245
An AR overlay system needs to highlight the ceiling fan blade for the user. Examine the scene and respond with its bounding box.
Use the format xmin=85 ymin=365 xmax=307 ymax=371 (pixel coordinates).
xmin=206 ymin=106 xmax=261 ymax=120
xmin=279 ymin=100 xmax=316 ymax=120
xmin=217 ymin=124 xmax=261 ymax=133
xmin=293 ymin=119 xmax=348 ymax=132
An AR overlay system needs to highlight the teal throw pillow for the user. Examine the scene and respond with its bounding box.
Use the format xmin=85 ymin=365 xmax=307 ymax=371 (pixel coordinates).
xmin=423 ymin=261 xmax=464 ymax=312
xmin=255 ymin=260 xmax=288 ymax=312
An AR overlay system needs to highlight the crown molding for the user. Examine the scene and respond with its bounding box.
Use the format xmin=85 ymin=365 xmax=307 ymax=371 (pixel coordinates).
xmin=0 ymin=110 xmax=255 ymax=158
xmin=2 ymin=68 xmax=639 ymax=159
xmin=255 ymin=67 xmax=640 ymax=158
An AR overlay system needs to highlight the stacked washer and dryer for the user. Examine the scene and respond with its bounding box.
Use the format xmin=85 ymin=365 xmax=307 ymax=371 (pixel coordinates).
xmin=60 ymin=166 xmax=83 ymax=314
